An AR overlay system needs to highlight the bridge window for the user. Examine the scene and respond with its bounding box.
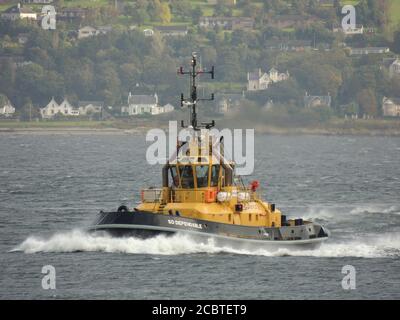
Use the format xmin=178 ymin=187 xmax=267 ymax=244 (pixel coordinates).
xmin=196 ymin=165 xmax=209 ymax=188
xmin=170 ymin=166 xmax=179 ymax=187
xmin=211 ymin=165 xmax=219 ymax=187
xmin=180 ymin=165 xmax=194 ymax=188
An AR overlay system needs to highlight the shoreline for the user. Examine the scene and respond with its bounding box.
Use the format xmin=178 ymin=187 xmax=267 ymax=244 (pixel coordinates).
xmin=0 ymin=127 xmax=146 ymax=135
xmin=1 ymin=126 xmax=400 ymax=137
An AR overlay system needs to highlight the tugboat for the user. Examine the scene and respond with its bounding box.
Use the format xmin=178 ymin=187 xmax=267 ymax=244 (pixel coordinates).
xmin=89 ymin=53 xmax=329 ymax=249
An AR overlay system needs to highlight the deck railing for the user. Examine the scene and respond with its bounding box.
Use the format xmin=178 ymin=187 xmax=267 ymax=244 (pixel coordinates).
xmin=140 ymin=186 xmax=260 ymax=204
xmin=141 ymin=188 xmax=163 ymax=203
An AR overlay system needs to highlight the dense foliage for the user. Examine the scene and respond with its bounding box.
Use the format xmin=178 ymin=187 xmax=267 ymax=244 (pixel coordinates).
xmin=0 ymin=0 xmax=399 ymax=120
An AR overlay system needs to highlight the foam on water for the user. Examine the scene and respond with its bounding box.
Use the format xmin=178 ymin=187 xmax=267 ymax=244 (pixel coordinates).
xmin=300 ymin=205 xmax=400 ymax=221
xmin=11 ymin=229 xmax=400 ymax=258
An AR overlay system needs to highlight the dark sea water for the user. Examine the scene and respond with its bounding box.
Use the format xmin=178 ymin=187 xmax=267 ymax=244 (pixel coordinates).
xmin=0 ymin=133 xmax=399 ymax=299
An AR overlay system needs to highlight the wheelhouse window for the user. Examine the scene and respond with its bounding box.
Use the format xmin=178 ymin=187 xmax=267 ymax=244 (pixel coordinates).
xmin=211 ymin=165 xmax=219 ymax=187
xmin=180 ymin=165 xmax=194 ymax=188
xmin=169 ymin=166 xmax=179 ymax=187
xmin=196 ymin=165 xmax=209 ymax=188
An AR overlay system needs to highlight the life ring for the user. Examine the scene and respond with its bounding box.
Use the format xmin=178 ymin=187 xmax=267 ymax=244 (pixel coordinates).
xmin=117 ymin=205 xmax=129 ymax=213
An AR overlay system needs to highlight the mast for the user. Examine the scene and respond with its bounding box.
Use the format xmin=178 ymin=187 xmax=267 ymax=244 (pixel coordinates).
xmin=178 ymin=52 xmax=215 ymax=131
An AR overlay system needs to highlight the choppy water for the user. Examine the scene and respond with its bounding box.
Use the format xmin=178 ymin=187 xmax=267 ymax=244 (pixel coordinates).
xmin=0 ymin=134 xmax=399 ymax=299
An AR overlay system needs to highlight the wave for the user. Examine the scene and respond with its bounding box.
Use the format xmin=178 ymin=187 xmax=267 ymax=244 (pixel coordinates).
xmin=299 ymin=205 xmax=400 ymax=221
xmin=349 ymin=205 xmax=400 ymax=215
xmin=11 ymin=229 xmax=400 ymax=258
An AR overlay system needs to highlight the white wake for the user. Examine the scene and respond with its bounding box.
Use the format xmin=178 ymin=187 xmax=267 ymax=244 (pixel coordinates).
xmin=299 ymin=204 xmax=400 ymax=221
xmin=11 ymin=229 xmax=400 ymax=258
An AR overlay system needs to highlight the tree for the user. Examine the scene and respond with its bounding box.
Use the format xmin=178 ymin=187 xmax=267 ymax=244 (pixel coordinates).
xmin=291 ymin=0 xmax=307 ymax=15
xmin=356 ymin=89 xmax=378 ymax=116
xmin=201 ymin=47 xmax=217 ymax=66
xmin=150 ymin=0 xmax=171 ymax=23
xmin=16 ymin=63 xmax=46 ymax=104
xmin=191 ymin=6 xmax=203 ymax=24
xmin=217 ymin=48 xmax=242 ymax=82
xmin=392 ymin=30 xmax=400 ymax=54
xmin=96 ymin=62 xmax=121 ymax=105
xmin=0 ymin=60 xmax=16 ymax=97
xmin=19 ymin=98 xmax=39 ymax=121
xmin=159 ymin=2 xmax=171 ymax=23
xmin=291 ymin=61 xmax=343 ymax=100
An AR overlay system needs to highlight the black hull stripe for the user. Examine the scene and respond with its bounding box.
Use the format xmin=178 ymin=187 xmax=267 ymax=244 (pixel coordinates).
xmin=89 ymin=223 xmax=329 ymax=245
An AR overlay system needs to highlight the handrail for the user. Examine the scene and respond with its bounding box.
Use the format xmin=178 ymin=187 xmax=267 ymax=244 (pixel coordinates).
xmin=170 ymin=189 xmax=211 ymax=203
xmin=141 ymin=188 xmax=163 ymax=203
xmin=141 ymin=186 xmax=260 ymax=204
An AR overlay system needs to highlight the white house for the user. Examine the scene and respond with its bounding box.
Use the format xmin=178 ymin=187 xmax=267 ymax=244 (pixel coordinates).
xmin=23 ymin=0 xmax=53 ymax=3
xmin=199 ymin=16 xmax=254 ymax=31
xmin=382 ymin=97 xmax=400 ymax=117
xmin=17 ymin=33 xmax=29 ymax=44
xmin=154 ymin=26 xmax=188 ymax=37
xmin=97 ymin=26 xmax=113 ymax=35
xmin=59 ymin=98 xmax=78 ymax=115
xmin=216 ymin=93 xmax=244 ymax=114
xmin=78 ymin=26 xmax=98 ymax=39
xmin=162 ymin=103 xmax=175 ymax=113
xmin=124 ymin=93 xmax=159 ymax=115
xmin=122 ymin=94 xmax=174 ymax=116
xmin=78 ymin=101 xmax=103 ymax=115
xmin=389 ymin=58 xmax=400 ymax=78
xmin=304 ymin=92 xmax=332 ymax=108
xmin=0 ymin=96 xmax=15 ymax=117
xmin=40 ymin=97 xmax=79 ymax=119
xmin=1 ymin=3 xmax=37 ymax=21
xmin=247 ymin=68 xmax=289 ymax=91
xmin=333 ymin=24 xmax=364 ymax=35
xmin=349 ymin=47 xmax=390 ymax=55
xmin=143 ymin=29 xmax=154 ymax=37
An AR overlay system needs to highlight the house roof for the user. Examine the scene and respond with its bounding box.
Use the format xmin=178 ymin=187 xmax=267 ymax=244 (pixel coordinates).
xmin=350 ymin=47 xmax=390 ymax=53
xmin=382 ymin=58 xmax=397 ymax=68
xmin=392 ymin=58 xmax=400 ymax=66
xmin=128 ymin=94 xmax=157 ymax=105
xmin=59 ymin=98 xmax=76 ymax=108
xmin=78 ymin=101 xmax=104 ymax=108
xmin=384 ymin=97 xmax=400 ymax=105
xmin=97 ymin=26 xmax=113 ymax=32
xmin=304 ymin=94 xmax=331 ymax=107
xmin=79 ymin=26 xmax=97 ymax=32
xmin=200 ymin=16 xmax=254 ymax=23
xmin=163 ymin=103 xmax=175 ymax=108
xmin=3 ymin=5 xmax=35 ymax=14
xmin=60 ymin=7 xmax=87 ymax=13
xmin=154 ymin=25 xmax=188 ymax=32
xmin=248 ymin=69 xmax=262 ymax=81
xmin=0 ymin=94 xmax=12 ymax=107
